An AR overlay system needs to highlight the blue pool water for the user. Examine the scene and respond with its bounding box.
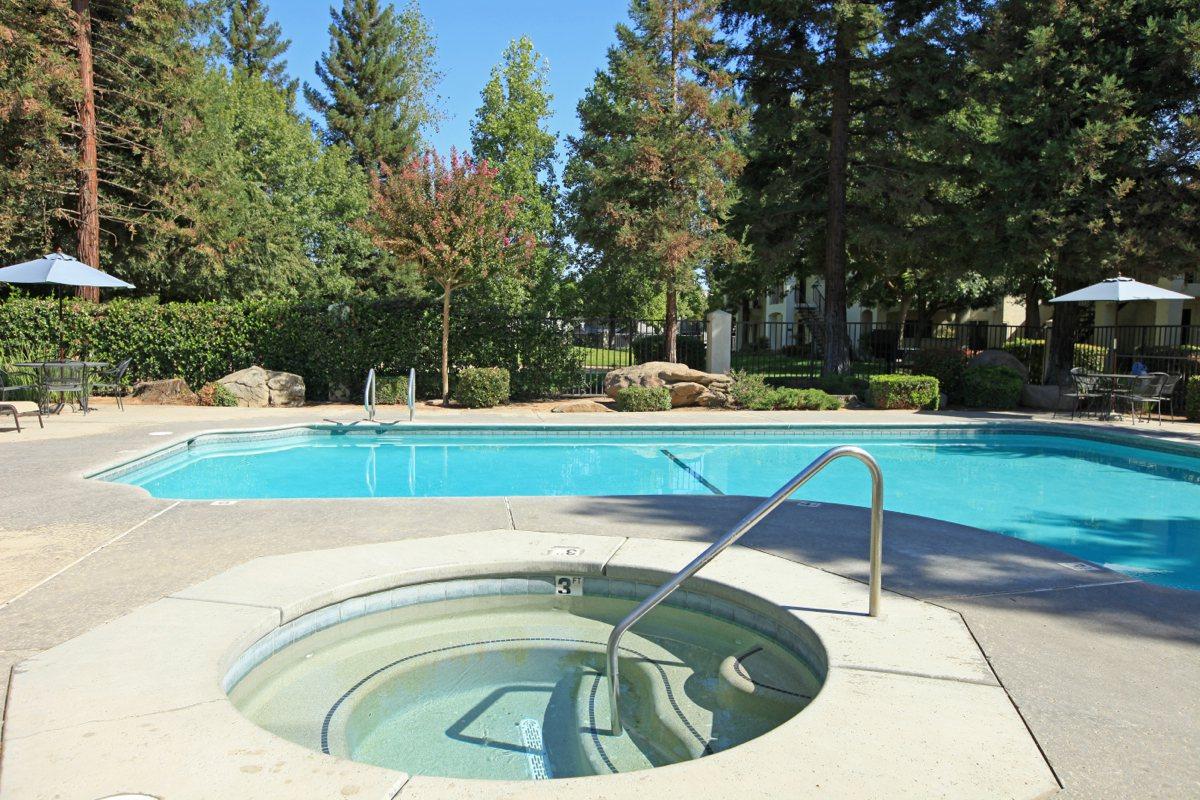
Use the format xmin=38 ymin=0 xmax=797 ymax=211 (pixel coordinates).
xmin=105 ymin=427 xmax=1200 ymax=591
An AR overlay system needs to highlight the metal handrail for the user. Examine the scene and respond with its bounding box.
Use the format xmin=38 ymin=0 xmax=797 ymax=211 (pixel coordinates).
xmin=407 ymin=367 xmax=416 ymax=422
xmin=364 ymin=368 xmax=376 ymax=422
xmin=604 ymin=445 xmax=884 ymax=735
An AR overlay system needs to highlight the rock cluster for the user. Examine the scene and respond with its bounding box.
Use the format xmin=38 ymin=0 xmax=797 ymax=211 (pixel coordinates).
xmin=603 ymin=361 xmax=732 ymax=407
xmin=130 ymin=378 xmax=198 ymax=405
xmin=216 ymin=366 xmax=306 ymax=407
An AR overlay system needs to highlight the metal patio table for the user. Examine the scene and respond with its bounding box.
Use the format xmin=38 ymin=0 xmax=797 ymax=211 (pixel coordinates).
xmin=14 ymin=360 xmax=108 ymax=414
xmin=1088 ymin=372 xmax=1139 ymax=420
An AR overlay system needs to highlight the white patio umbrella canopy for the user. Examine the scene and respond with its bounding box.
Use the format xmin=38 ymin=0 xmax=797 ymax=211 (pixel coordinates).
xmin=1050 ymin=276 xmax=1191 ymax=303
xmin=0 ymin=251 xmax=134 ymax=289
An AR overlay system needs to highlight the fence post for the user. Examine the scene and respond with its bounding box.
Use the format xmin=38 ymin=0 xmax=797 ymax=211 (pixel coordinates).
xmin=707 ymin=310 xmax=732 ymax=374
xmin=1041 ymin=320 xmax=1054 ymax=384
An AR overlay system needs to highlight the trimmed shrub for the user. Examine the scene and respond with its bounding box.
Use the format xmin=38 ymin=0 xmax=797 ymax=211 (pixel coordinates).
xmin=197 ymin=382 xmax=239 ymax=407
xmin=375 ymin=374 xmax=409 ymax=404
xmin=810 ymin=374 xmax=869 ymax=397
xmin=631 ymin=333 xmax=706 ymax=369
xmin=911 ymin=349 xmax=969 ymax=403
xmin=615 ymin=385 xmax=672 ymax=412
xmin=455 ymin=366 xmax=510 ymax=408
xmin=1002 ymin=338 xmax=1108 ymax=383
xmin=0 ymin=296 xmax=581 ymax=401
xmin=868 ymin=374 xmax=939 ymax=410
xmin=962 ymin=365 xmax=1024 ymax=409
xmin=1188 ymin=376 xmax=1200 ymax=422
xmin=770 ymin=387 xmax=841 ymax=411
xmin=729 ymin=370 xmax=775 ymax=409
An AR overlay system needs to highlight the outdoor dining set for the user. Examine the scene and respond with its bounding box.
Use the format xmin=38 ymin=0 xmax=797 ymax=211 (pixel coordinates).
xmin=1057 ymin=368 xmax=1182 ymax=425
xmin=0 ymin=358 xmax=130 ymax=431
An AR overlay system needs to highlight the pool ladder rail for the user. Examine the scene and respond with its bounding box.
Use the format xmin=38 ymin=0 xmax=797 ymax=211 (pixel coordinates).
xmin=605 ymin=445 xmax=885 ymax=736
xmin=363 ymin=367 xmax=417 ymax=424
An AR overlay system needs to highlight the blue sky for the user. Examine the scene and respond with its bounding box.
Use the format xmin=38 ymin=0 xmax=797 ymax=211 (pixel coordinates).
xmin=269 ymin=0 xmax=632 ymax=158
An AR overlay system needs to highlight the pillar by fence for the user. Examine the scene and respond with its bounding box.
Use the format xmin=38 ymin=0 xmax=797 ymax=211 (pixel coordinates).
xmin=707 ymin=310 xmax=732 ymax=374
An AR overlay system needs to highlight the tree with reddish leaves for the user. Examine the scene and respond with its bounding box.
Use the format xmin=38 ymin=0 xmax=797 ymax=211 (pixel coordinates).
xmin=368 ymin=149 xmax=536 ymax=402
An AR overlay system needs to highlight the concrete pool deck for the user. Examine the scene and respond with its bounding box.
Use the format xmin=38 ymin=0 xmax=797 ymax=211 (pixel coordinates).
xmin=1 ymin=402 xmax=1199 ymax=797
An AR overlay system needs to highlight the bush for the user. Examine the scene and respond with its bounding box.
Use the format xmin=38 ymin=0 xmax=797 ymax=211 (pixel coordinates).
xmin=868 ymin=374 xmax=939 ymax=410
xmin=770 ymin=387 xmax=841 ymax=411
xmin=631 ymin=333 xmax=706 ymax=369
xmin=911 ymin=349 xmax=969 ymax=403
xmin=454 ymin=366 xmax=510 ymax=408
xmin=0 ymin=296 xmax=581 ymax=401
xmin=1188 ymin=376 xmax=1200 ymax=422
xmin=1002 ymin=338 xmax=1108 ymax=383
xmin=962 ymin=365 xmax=1024 ymax=409
xmin=374 ymin=374 xmax=409 ymax=404
xmin=615 ymin=385 xmax=672 ymax=411
xmin=197 ymin=382 xmax=238 ymax=407
xmin=1074 ymin=343 xmax=1107 ymax=373
xmin=810 ymin=374 xmax=869 ymax=397
xmin=729 ymin=370 xmax=775 ymax=409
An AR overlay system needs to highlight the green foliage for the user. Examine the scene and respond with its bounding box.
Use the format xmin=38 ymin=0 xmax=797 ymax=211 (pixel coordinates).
xmin=809 ymin=374 xmax=869 ymax=397
xmin=455 ymin=366 xmax=510 ymax=408
xmin=1074 ymin=344 xmax=1107 ymax=373
xmin=303 ymin=0 xmax=439 ymax=170
xmin=729 ymin=370 xmax=773 ymax=408
xmin=1002 ymin=339 xmax=1107 ymax=383
xmin=1187 ymin=377 xmax=1200 ymax=422
xmin=565 ymin=0 xmax=745 ymax=359
xmin=771 ymin=388 xmax=841 ymax=411
xmin=0 ymin=297 xmax=581 ymax=401
xmin=631 ymin=334 xmax=706 ymax=369
xmin=615 ymin=385 xmax=671 ymax=412
xmin=963 ymin=365 xmax=1024 ymax=409
xmin=218 ymin=0 xmax=297 ymax=94
xmin=197 ymin=382 xmax=239 ymax=407
xmin=374 ymin=374 xmax=409 ymax=404
xmin=471 ymin=36 xmax=566 ymax=314
xmin=730 ymin=372 xmax=840 ymax=410
xmin=868 ymin=375 xmax=940 ymax=410
xmin=911 ymin=349 xmax=969 ymax=404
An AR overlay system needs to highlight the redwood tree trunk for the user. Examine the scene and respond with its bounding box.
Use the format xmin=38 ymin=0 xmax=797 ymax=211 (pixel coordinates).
xmin=665 ymin=274 xmax=678 ymax=362
xmin=1023 ymin=285 xmax=1042 ymax=333
xmin=1048 ymin=288 xmax=1081 ymax=386
xmin=441 ymin=288 xmax=452 ymax=402
xmin=822 ymin=12 xmax=853 ymax=375
xmin=73 ymin=0 xmax=100 ymax=301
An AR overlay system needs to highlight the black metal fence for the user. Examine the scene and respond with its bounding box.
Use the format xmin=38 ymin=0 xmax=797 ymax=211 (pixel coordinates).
xmin=559 ymin=318 xmax=707 ymax=396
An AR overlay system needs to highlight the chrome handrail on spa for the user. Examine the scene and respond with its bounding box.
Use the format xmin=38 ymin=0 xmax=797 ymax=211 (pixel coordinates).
xmin=605 ymin=445 xmax=884 ymax=736
xmin=364 ymin=368 xmax=377 ymax=421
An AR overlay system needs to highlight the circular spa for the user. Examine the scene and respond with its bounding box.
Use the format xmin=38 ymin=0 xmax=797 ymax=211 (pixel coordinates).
xmin=225 ymin=576 xmax=825 ymax=781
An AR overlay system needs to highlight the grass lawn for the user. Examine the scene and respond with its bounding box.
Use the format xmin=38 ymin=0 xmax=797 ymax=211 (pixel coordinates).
xmin=573 ymin=346 xmax=634 ymax=367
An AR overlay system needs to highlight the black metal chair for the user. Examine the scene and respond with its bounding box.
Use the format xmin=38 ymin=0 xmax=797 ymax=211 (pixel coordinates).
xmin=91 ymin=358 xmax=132 ymax=410
xmin=0 ymin=367 xmax=44 ymax=431
xmin=1118 ymin=373 xmax=1168 ymax=425
xmin=40 ymin=361 xmax=87 ymax=413
xmin=1056 ymin=368 xmax=1101 ymax=419
xmin=1154 ymin=373 xmax=1182 ymax=421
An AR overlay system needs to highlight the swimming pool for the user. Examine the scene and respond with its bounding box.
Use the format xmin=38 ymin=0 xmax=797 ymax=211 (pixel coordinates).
xmin=97 ymin=424 xmax=1200 ymax=590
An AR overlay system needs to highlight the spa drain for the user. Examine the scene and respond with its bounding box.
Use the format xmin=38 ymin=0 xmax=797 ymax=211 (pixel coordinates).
xmin=519 ymin=718 xmax=551 ymax=780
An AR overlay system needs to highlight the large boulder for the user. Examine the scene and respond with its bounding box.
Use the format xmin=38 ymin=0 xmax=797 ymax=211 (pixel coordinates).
xmin=604 ymin=362 xmax=732 ymax=408
xmin=967 ymin=349 xmax=1029 ymax=382
xmin=1021 ymin=383 xmax=1072 ymax=411
xmin=217 ymin=366 xmax=306 ymax=408
xmin=131 ymin=378 xmax=197 ymax=405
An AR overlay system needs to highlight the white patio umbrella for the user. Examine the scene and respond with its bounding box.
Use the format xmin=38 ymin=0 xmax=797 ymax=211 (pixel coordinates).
xmin=0 ymin=252 xmax=134 ymax=356
xmin=1049 ymin=276 xmax=1193 ymax=303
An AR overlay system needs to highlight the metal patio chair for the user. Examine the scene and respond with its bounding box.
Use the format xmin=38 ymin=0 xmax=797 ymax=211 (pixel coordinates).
xmin=40 ymin=361 xmax=87 ymax=413
xmin=1118 ymin=373 xmax=1168 ymax=425
xmin=90 ymin=358 xmax=131 ymax=410
xmin=1056 ymin=368 xmax=1102 ymax=419
xmin=1154 ymin=373 xmax=1182 ymax=421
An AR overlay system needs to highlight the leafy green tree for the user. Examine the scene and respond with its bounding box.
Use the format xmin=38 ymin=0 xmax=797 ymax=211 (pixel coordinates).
xmin=971 ymin=0 xmax=1200 ymax=381
xmin=218 ymin=0 xmax=297 ymax=95
xmin=470 ymin=36 xmax=566 ymax=313
xmin=368 ymin=150 xmax=536 ymax=400
xmin=304 ymin=0 xmax=440 ymax=171
xmin=566 ymin=0 xmax=744 ymax=362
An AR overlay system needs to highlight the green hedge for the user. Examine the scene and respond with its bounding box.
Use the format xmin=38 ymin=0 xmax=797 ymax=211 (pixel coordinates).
xmin=730 ymin=373 xmax=839 ymax=410
xmin=868 ymin=374 xmax=940 ymax=410
xmin=375 ymin=374 xmax=409 ymax=404
xmin=631 ymin=333 xmax=706 ymax=369
xmin=455 ymin=366 xmax=510 ymax=408
xmin=911 ymin=349 xmax=969 ymax=404
xmin=1188 ymin=376 xmax=1200 ymax=422
xmin=0 ymin=297 xmax=581 ymax=401
xmin=615 ymin=385 xmax=672 ymax=411
xmin=963 ymin=365 xmax=1024 ymax=409
xmin=1001 ymin=338 xmax=1107 ymax=383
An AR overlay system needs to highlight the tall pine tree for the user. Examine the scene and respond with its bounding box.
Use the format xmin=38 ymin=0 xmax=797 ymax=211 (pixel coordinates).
xmin=304 ymin=0 xmax=439 ymax=172
xmin=566 ymin=0 xmax=745 ymax=362
xmin=470 ymin=36 xmax=565 ymax=313
xmin=218 ymin=0 xmax=297 ymax=95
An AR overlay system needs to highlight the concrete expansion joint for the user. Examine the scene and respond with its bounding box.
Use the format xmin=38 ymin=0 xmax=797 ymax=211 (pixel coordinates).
xmin=3 ymin=698 xmax=224 ymax=743
xmin=164 ymin=594 xmax=284 ymax=621
xmin=928 ymin=578 xmax=1141 ymax=601
xmin=600 ymin=537 xmax=632 ymax=576
xmin=833 ymin=662 xmax=999 ymax=688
